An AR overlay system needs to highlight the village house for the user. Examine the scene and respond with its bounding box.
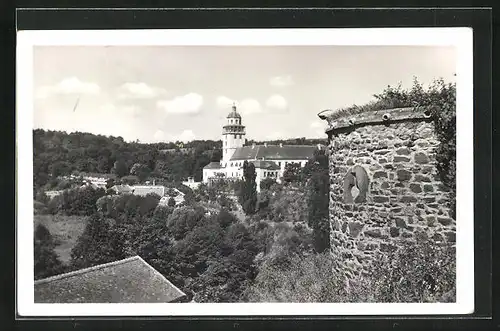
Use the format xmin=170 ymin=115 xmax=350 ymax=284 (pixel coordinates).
xmin=182 ymin=177 xmax=201 ymax=190
xmin=158 ymin=188 xmax=185 ymax=206
xmin=44 ymin=190 xmax=64 ymax=199
xmin=203 ymin=103 xmax=323 ymax=191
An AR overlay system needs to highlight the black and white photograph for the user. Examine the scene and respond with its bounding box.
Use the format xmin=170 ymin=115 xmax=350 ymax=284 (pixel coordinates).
xmin=16 ymin=27 xmax=474 ymax=316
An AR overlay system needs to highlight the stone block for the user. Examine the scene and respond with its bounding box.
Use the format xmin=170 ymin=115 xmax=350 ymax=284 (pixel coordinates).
xmin=445 ymin=231 xmax=456 ymax=243
xmin=395 ymin=218 xmax=407 ymax=228
xmin=348 ymin=221 xmax=364 ymax=238
xmin=414 ymin=174 xmax=432 ymax=182
xmin=389 ymin=226 xmax=400 ymax=237
xmin=396 ymin=169 xmax=412 ymax=181
xmin=396 ymin=147 xmax=411 ymax=155
xmin=438 ymin=217 xmax=453 ymax=226
xmin=375 ymin=150 xmax=390 ymax=155
xmin=414 ymin=152 xmax=430 ymax=164
xmin=364 ymin=229 xmax=383 ymax=238
xmin=372 ymin=196 xmax=390 ymax=203
xmin=423 ymin=184 xmax=434 ymax=193
xmin=409 ymin=183 xmax=422 ymax=193
xmin=394 ymin=156 xmax=411 ymax=163
xmin=373 ymin=171 xmax=388 ymax=179
xmin=401 ymin=196 xmax=418 ymax=203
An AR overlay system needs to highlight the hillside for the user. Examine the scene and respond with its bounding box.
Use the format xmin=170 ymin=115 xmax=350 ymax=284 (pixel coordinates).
xmin=33 ymin=129 xmax=327 ymax=195
xmin=34 ymin=214 xmax=88 ymax=263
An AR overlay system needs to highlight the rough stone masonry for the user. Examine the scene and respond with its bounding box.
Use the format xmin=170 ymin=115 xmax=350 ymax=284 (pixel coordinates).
xmin=324 ymin=107 xmax=455 ymax=279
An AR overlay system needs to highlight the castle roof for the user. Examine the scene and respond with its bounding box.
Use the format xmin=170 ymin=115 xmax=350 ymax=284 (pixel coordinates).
xmin=203 ymin=161 xmax=222 ymax=169
xmin=226 ymin=104 xmax=241 ymax=119
xmin=230 ymin=145 xmax=318 ymax=161
xmin=34 ymin=256 xmax=186 ymax=303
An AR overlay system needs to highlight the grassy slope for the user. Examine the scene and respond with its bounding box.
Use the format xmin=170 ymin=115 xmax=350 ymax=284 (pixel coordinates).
xmin=34 ymin=214 xmax=88 ymax=264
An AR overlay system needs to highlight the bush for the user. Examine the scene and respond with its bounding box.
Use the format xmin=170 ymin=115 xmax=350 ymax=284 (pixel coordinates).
xmin=34 ymin=224 xmax=65 ymax=280
xmin=245 ymin=253 xmax=348 ymax=302
xmin=366 ymin=237 xmax=456 ymax=303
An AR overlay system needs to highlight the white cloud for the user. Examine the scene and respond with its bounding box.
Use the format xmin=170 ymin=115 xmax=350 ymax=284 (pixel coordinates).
xmin=269 ymin=75 xmax=294 ymax=87
xmin=239 ymin=98 xmax=262 ymax=115
xmin=217 ymin=96 xmax=262 ymax=115
xmin=310 ymin=121 xmax=325 ymax=129
xmin=154 ymin=129 xmax=196 ymax=143
xmin=118 ymin=82 xmax=167 ymax=99
xmin=265 ymin=94 xmax=288 ymax=112
xmin=216 ymin=96 xmax=234 ymax=109
xmin=157 ymin=93 xmax=203 ymax=115
xmin=36 ymin=77 xmax=100 ymax=99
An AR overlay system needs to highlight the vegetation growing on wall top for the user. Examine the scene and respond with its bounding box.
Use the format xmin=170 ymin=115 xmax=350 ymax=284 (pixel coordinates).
xmin=329 ymin=77 xmax=457 ymax=218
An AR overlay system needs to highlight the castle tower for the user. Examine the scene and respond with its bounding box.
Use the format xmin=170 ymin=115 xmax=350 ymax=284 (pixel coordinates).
xmin=222 ymin=103 xmax=246 ymax=165
xmin=321 ymin=106 xmax=455 ymax=280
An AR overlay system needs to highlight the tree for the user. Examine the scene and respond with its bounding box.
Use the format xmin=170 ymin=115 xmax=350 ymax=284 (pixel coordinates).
xmin=168 ymin=197 xmax=176 ymax=207
xmin=166 ymin=206 xmax=205 ymax=240
xmin=34 ymin=224 xmax=64 ymax=280
xmin=130 ymin=163 xmax=151 ymax=183
xmin=70 ymin=213 xmax=127 ymax=270
xmin=282 ymin=162 xmax=302 ymax=184
xmin=112 ymin=160 xmax=129 ymax=177
xmin=260 ymin=177 xmax=276 ymax=191
xmin=304 ymin=150 xmax=331 ymax=253
xmin=239 ymin=161 xmax=257 ymax=215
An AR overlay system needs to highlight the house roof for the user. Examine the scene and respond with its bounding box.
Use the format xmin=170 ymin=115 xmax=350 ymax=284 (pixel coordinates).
xmin=230 ymin=145 xmax=318 ymax=161
xmin=251 ymin=160 xmax=280 ymax=170
xmin=111 ymin=185 xmax=132 ymax=193
xmin=34 ymin=256 xmax=186 ymax=303
xmin=203 ymin=162 xmax=222 ymax=169
xmin=131 ymin=186 xmax=165 ymax=197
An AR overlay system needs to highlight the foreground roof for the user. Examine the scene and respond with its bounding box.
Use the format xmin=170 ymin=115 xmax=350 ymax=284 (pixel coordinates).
xmin=203 ymin=161 xmax=222 ymax=169
xmin=230 ymin=145 xmax=318 ymax=161
xmin=34 ymin=256 xmax=186 ymax=303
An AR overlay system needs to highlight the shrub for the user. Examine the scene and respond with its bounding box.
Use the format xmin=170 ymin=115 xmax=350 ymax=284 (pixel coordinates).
xmin=245 ymin=253 xmax=348 ymax=302
xmin=34 ymin=224 xmax=65 ymax=280
xmin=366 ymin=237 xmax=456 ymax=303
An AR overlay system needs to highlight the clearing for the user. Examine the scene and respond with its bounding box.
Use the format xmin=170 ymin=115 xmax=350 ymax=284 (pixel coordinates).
xmin=34 ymin=214 xmax=88 ymax=264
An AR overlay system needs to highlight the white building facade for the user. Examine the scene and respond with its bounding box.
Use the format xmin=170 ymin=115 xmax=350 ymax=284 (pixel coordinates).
xmin=203 ymin=104 xmax=323 ymax=191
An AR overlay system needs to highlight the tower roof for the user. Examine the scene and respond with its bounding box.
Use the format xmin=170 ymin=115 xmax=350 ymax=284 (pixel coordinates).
xmin=227 ymin=103 xmax=241 ymax=119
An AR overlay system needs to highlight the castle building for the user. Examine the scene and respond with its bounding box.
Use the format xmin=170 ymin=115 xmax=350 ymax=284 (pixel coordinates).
xmin=203 ymin=103 xmax=322 ymax=191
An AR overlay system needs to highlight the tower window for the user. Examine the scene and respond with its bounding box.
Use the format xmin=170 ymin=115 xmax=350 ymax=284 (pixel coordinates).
xmin=234 ymin=134 xmax=237 ymax=139
xmin=343 ymin=165 xmax=369 ymax=204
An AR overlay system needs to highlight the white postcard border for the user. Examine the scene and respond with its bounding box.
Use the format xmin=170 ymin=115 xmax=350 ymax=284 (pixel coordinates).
xmin=17 ymin=27 xmax=474 ymax=316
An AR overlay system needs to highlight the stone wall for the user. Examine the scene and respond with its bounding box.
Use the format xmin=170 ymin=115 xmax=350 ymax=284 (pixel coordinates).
xmin=325 ymin=107 xmax=455 ymax=278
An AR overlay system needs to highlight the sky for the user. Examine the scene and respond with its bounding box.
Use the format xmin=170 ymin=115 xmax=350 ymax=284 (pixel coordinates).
xmin=33 ymin=45 xmax=456 ymax=143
